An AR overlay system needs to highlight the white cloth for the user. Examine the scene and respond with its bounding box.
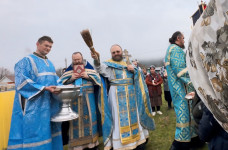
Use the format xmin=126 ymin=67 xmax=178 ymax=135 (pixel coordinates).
xmin=187 ymin=0 xmax=228 ymax=133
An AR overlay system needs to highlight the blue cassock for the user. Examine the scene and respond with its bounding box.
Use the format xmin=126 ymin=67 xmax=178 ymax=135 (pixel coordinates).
xmin=8 ymin=54 xmax=63 ymax=150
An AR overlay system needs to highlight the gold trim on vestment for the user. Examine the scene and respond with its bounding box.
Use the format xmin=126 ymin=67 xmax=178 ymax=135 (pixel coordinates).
xmin=123 ymin=69 xmax=132 ymax=144
xmin=138 ymin=72 xmax=153 ymax=119
xmin=191 ymin=119 xmax=197 ymax=126
xmin=120 ymin=122 xmax=139 ymax=134
xmin=166 ymin=45 xmax=176 ymax=67
xmin=85 ymin=68 xmax=101 ymax=86
xmin=82 ymin=83 xmax=93 ymax=86
xmin=60 ymin=70 xmax=73 ymax=83
xmin=115 ymin=71 xmax=123 ymax=142
xmin=106 ymin=59 xmax=127 ymax=66
xmin=177 ymin=68 xmax=188 ymax=77
xmin=89 ymin=75 xmax=101 ymax=86
xmin=110 ymin=78 xmax=133 ymax=86
xmin=120 ymin=126 xmax=131 ymax=133
xmin=78 ymin=95 xmax=83 ymax=137
xmin=121 ymin=134 xmax=141 ymax=145
xmin=165 ymin=62 xmax=170 ymax=66
xmin=63 ymin=70 xmax=73 ymax=76
xmin=116 ymin=86 xmax=122 ymax=141
xmin=131 ymin=123 xmax=139 ymax=130
xmin=119 ymin=123 xmax=138 ymax=134
xmin=86 ymin=91 xmax=93 ymax=135
xmin=115 ymin=69 xmax=140 ymax=145
xmin=79 ymin=90 xmax=94 ymax=137
xmin=61 ymin=69 xmax=100 ymax=86
xmin=175 ymin=138 xmax=191 ymax=142
xmin=176 ymin=122 xmax=190 ymax=128
xmin=112 ymin=130 xmax=145 ymax=142
xmin=70 ymin=89 xmax=98 ymax=147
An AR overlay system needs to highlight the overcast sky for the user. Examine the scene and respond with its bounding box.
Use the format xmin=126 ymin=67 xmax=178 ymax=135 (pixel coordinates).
xmin=0 ymin=0 xmax=209 ymax=71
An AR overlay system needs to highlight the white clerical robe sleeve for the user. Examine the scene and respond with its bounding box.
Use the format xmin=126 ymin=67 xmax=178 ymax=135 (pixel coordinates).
xmin=94 ymin=63 xmax=113 ymax=79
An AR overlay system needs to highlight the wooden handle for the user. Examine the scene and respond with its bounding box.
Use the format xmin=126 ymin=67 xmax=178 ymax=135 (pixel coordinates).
xmin=90 ymin=47 xmax=100 ymax=60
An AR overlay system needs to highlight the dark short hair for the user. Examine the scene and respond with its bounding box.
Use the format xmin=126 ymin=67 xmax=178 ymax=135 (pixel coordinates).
xmin=169 ymin=31 xmax=182 ymax=44
xmin=150 ymin=65 xmax=156 ymax=69
xmin=37 ymin=36 xmax=53 ymax=44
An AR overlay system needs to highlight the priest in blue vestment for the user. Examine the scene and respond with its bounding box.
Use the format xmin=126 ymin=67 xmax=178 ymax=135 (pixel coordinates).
xmin=91 ymin=44 xmax=155 ymax=150
xmin=8 ymin=36 xmax=63 ymax=150
xmin=165 ymin=32 xmax=198 ymax=150
xmin=58 ymin=52 xmax=101 ymax=150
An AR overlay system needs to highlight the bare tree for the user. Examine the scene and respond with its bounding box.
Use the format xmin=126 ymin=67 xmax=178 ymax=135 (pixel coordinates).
xmin=0 ymin=67 xmax=12 ymax=80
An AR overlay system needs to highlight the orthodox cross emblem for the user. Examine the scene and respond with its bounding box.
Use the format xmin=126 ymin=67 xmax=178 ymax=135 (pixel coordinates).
xmin=122 ymin=49 xmax=132 ymax=79
xmin=123 ymin=49 xmax=132 ymax=65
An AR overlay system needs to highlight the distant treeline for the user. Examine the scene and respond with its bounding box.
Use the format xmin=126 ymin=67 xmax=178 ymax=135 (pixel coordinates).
xmin=138 ymin=58 xmax=164 ymax=69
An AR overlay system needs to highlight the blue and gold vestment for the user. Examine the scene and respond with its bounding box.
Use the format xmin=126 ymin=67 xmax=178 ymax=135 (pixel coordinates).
xmin=58 ymin=62 xmax=101 ymax=149
xmin=165 ymin=44 xmax=197 ymax=142
xmin=97 ymin=59 xmax=155 ymax=149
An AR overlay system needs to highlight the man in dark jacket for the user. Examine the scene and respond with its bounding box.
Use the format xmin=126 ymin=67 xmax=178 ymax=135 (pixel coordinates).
xmin=199 ymin=105 xmax=228 ymax=150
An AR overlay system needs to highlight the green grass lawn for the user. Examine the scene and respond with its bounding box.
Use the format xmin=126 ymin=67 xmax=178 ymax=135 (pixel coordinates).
xmin=144 ymin=106 xmax=176 ymax=150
